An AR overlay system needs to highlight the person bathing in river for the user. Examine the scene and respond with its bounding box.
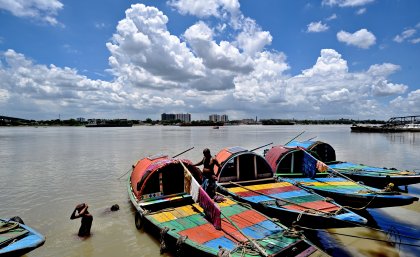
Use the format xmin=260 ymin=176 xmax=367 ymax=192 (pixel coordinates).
xmin=70 ymin=203 xmax=93 ymax=237
xmin=194 ymin=148 xmax=221 ymax=198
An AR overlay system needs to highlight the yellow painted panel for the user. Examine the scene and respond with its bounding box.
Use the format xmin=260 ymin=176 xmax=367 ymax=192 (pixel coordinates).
xmin=192 ymin=203 xmax=204 ymax=212
xmin=229 ymin=187 xmax=248 ymax=193
xmin=151 ymin=212 xmax=177 ymax=223
xmin=217 ymin=198 xmax=236 ymax=207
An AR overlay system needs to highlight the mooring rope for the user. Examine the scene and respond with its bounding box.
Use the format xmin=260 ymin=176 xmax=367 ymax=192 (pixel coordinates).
xmin=294 ymin=224 xmax=420 ymax=248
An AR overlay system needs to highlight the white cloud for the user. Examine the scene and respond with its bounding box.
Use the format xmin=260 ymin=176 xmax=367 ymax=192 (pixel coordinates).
xmin=411 ymin=38 xmax=420 ymax=44
xmin=106 ymin=4 xmax=206 ymax=89
xmin=184 ymin=21 xmax=253 ymax=73
xmin=168 ymin=0 xmax=240 ymax=18
xmin=337 ymin=29 xmax=376 ymax=49
xmin=390 ymin=89 xmax=420 ymax=113
xmin=322 ymin=0 xmax=374 ymax=7
xmin=0 ymin=3 xmax=412 ymax=120
xmin=356 ymin=8 xmax=366 ymax=15
xmin=326 ymin=14 xmax=337 ymax=20
xmin=307 ymin=21 xmax=329 ymax=33
xmin=0 ymin=0 xmax=63 ymax=25
xmin=394 ymin=28 xmax=417 ymax=43
xmin=235 ymin=18 xmax=273 ymax=55
xmin=371 ymin=80 xmax=407 ymax=96
xmin=233 ymin=51 xmax=289 ymax=103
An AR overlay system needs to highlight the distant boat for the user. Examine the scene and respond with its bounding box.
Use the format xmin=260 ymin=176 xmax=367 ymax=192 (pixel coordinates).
xmin=351 ymin=115 xmax=420 ymax=132
xmin=286 ymin=140 xmax=420 ymax=188
xmin=213 ymin=146 xmax=367 ymax=228
xmin=128 ymin=154 xmax=316 ymax=257
xmin=213 ymin=126 xmax=219 ymax=129
xmin=0 ymin=218 xmax=45 ymax=256
xmin=264 ymin=145 xmax=419 ymax=209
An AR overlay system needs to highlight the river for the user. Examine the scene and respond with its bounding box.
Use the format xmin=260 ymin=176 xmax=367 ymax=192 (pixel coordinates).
xmin=1 ymin=125 xmax=419 ymax=257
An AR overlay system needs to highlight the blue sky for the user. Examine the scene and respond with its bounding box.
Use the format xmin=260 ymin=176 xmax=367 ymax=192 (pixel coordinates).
xmin=0 ymin=0 xmax=419 ymax=120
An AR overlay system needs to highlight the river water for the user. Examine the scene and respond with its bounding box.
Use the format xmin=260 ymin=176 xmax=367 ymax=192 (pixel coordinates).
xmin=1 ymin=125 xmax=419 ymax=257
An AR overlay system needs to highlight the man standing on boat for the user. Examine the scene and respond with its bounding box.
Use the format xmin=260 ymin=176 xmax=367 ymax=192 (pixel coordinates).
xmin=70 ymin=203 xmax=93 ymax=237
xmin=194 ymin=148 xmax=221 ymax=198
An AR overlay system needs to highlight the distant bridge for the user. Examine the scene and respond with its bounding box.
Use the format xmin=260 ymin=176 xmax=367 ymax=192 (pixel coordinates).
xmin=387 ymin=115 xmax=420 ymax=125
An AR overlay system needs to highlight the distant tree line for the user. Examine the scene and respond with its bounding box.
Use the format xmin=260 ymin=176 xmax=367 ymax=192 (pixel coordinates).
xmin=1 ymin=115 xmax=387 ymax=127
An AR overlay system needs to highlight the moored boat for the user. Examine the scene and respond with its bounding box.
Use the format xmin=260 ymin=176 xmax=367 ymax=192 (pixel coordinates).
xmin=265 ymin=145 xmax=419 ymax=208
xmin=286 ymin=140 xmax=420 ymax=188
xmin=213 ymin=147 xmax=367 ymax=228
xmin=128 ymin=154 xmax=316 ymax=257
xmin=0 ymin=218 xmax=45 ymax=257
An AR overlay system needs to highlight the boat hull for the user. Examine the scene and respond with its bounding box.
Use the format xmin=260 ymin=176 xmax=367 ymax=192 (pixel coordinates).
xmin=217 ymin=185 xmax=367 ymax=229
xmin=282 ymin=178 xmax=418 ymax=209
xmin=0 ymin=219 xmax=45 ymax=257
xmin=328 ymin=162 xmax=420 ymax=188
xmin=127 ymin=157 xmax=317 ymax=257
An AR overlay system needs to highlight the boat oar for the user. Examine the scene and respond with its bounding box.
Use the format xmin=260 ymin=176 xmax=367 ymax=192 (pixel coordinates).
xmin=172 ymin=147 xmax=194 ymax=158
xmin=305 ymin=136 xmax=317 ymax=141
xmin=250 ymin=142 xmax=273 ymax=152
xmin=284 ymin=131 xmax=305 ymax=145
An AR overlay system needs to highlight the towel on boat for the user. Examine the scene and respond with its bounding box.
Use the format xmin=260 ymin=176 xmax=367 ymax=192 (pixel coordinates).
xmin=184 ymin=167 xmax=221 ymax=230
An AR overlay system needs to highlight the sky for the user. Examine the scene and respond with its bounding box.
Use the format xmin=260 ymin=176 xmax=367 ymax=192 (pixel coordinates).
xmin=0 ymin=0 xmax=419 ymax=121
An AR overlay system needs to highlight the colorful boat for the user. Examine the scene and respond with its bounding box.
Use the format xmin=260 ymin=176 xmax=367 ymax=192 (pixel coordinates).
xmin=265 ymin=145 xmax=419 ymax=209
xmin=213 ymin=147 xmax=367 ymax=228
xmin=128 ymin=154 xmax=316 ymax=257
xmin=286 ymin=140 xmax=420 ymax=188
xmin=0 ymin=218 xmax=45 ymax=257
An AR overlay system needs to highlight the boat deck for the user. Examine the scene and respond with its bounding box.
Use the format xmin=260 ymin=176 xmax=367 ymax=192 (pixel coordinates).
xmin=146 ymin=198 xmax=299 ymax=255
xmin=227 ymin=182 xmax=340 ymax=213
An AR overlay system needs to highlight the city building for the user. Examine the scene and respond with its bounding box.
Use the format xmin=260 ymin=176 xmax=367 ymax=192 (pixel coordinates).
xmin=209 ymin=114 xmax=228 ymax=122
xmin=161 ymin=113 xmax=191 ymax=123
xmin=175 ymin=113 xmax=191 ymax=123
xmin=161 ymin=113 xmax=176 ymax=121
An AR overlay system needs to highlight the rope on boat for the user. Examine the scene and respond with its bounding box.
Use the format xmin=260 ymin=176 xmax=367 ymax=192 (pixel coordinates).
xmin=228 ymin=181 xmax=337 ymax=217
xmin=159 ymin=226 xmax=170 ymax=254
xmin=175 ymin=235 xmax=188 ymax=257
xmin=294 ymin=224 xmax=420 ymax=248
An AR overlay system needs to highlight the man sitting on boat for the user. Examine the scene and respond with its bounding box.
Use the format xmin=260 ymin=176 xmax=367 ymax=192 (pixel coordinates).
xmin=194 ymin=148 xmax=221 ymax=198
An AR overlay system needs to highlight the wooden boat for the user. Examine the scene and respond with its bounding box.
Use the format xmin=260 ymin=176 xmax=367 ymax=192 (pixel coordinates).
xmin=128 ymin=154 xmax=316 ymax=257
xmin=0 ymin=218 xmax=45 ymax=257
xmin=265 ymin=145 xmax=419 ymax=209
xmin=213 ymin=147 xmax=367 ymax=228
xmin=286 ymin=140 xmax=420 ymax=188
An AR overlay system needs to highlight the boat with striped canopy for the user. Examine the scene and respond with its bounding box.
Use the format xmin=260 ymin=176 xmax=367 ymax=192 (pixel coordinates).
xmin=285 ymin=140 xmax=420 ymax=188
xmin=0 ymin=218 xmax=45 ymax=257
xmin=128 ymin=154 xmax=316 ymax=257
xmin=265 ymin=145 xmax=418 ymax=209
xmin=213 ymin=147 xmax=367 ymax=228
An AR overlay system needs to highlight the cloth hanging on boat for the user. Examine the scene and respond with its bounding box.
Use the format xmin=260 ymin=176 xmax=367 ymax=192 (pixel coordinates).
xmin=302 ymin=150 xmax=329 ymax=177
xmin=316 ymin=161 xmax=329 ymax=173
xmin=184 ymin=165 xmax=221 ymax=230
xmin=302 ymin=151 xmax=317 ymax=178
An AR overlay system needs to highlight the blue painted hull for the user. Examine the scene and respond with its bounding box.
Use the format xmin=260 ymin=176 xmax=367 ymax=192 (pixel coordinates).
xmin=281 ymin=178 xmax=419 ymax=209
xmin=0 ymin=220 xmax=45 ymax=257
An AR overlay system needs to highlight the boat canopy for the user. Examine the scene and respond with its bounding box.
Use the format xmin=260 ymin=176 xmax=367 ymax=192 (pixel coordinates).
xmin=265 ymin=145 xmax=307 ymax=174
xmin=287 ymin=140 xmax=336 ymax=163
xmin=214 ymin=146 xmax=273 ymax=183
xmin=130 ymin=154 xmax=202 ymax=200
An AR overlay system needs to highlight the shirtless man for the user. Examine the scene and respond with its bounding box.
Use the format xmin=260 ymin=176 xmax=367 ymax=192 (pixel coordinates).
xmin=70 ymin=203 xmax=93 ymax=237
